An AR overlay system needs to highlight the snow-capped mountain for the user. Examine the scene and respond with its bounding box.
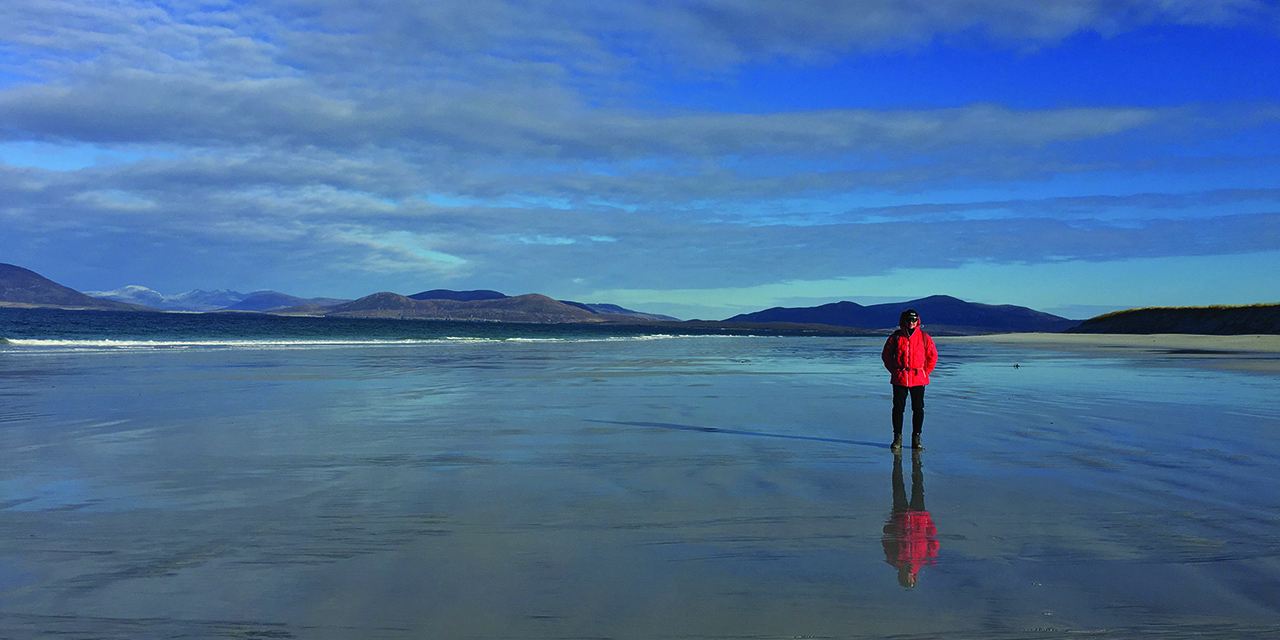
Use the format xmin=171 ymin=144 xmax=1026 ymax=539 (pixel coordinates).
xmin=85 ymin=286 xmax=248 ymax=311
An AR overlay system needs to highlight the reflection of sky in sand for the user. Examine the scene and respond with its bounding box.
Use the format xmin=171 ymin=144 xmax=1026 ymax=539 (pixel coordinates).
xmin=1 ymin=336 xmax=1278 ymax=637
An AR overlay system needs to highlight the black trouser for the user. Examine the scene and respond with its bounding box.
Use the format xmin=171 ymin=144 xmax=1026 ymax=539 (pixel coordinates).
xmin=892 ymin=385 xmax=925 ymax=436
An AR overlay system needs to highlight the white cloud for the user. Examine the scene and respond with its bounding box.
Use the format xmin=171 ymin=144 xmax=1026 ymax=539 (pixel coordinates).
xmin=2 ymin=0 xmax=1278 ymax=307
xmin=320 ymin=228 xmax=469 ymax=275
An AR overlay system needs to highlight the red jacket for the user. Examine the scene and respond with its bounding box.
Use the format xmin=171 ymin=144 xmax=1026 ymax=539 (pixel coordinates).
xmin=881 ymin=328 xmax=937 ymax=387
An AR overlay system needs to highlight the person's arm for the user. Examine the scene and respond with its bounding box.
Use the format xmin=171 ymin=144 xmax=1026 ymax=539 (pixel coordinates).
xmin=924 ymin=335 xmax=938 ymax=374
xmin=882 ymin=336 xmax=896 ymax=372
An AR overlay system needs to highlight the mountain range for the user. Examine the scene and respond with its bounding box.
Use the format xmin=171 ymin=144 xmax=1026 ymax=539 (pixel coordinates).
xmin=0 ymin=262 xmax=1097 ymax=333
xmin=81 ymin=285 xmax=349 ymax=312
xmin=4 ymin=262 xmax=1275 ymax=334
xmin=1 ymin=264 xmax=678 ymax=323
xmin=79 ymin=283 xmax=678 ymax=322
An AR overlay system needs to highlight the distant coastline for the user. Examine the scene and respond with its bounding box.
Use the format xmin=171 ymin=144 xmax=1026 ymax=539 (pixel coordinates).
xmin=4 ymin=263 xmax=1278 ymax=335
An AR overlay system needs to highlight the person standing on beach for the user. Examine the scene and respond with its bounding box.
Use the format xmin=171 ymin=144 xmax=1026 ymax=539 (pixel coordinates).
xmin=881 ymin=309 xmax=938 ymax=451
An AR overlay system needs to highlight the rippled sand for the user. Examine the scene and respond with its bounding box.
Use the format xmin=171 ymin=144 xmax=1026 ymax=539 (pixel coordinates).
xmin=1 ymin=335 xmax=1278 ymax=638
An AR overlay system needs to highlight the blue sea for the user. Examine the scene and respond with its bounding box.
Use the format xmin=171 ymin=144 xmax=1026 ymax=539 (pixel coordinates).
xmin=0 ymin=307 xmax=805 ymax=351
xmin=3 ymin=307 xmax=1280 ymax=639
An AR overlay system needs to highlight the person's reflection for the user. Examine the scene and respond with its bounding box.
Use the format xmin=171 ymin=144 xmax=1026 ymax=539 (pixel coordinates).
xmin=882 ymin=451 xmax=939 ymax=588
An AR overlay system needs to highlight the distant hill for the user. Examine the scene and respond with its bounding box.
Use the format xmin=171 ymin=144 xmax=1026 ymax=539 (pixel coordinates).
xmin=726 ymin=295 xmax=1078 ymax=334
xmin=224 ymin=291 xmax=351 ymax=312
xmin=558 ymin=301 xmax=680 ymax=322
xmin=407 ymin=289 xmax=678 ymax=321
xmin=1068 ymin=304 xmax=1280 ymax=335
xmin=0 ymin=264 xmax=150 ymax=311
xmin=325 ymin=292 xmax=622 ymax=323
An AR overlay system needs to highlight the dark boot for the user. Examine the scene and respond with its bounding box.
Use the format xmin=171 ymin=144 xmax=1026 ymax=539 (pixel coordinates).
xmin=911 ymin=433 xmax=923 ymax=451
xmin=890 ymin=433 xmax=902 ymax=452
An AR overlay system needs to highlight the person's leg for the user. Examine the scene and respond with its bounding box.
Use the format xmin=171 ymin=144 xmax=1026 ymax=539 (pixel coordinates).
xmin=891 ymin=385 xmax=908 ymax=449
xmin=909 ymin=386 xmax=925 ymax=449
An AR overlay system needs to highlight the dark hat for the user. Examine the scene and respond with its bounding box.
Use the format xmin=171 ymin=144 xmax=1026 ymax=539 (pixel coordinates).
xmin=900 ymin=309 xmax=919 ymax=323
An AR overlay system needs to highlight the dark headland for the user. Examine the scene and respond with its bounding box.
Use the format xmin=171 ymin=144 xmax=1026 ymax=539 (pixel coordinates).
xmin=1068 ymin=303 xmax=1280 ymax=335
xmin=0 ymin=264 xmax=148 ymax=311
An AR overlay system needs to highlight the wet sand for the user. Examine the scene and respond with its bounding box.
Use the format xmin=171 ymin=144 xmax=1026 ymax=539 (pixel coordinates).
xmin=1 ymin=335 xmax=1279 ymax=638
xmin=948 ymin=332 xmax=1280 ymax=373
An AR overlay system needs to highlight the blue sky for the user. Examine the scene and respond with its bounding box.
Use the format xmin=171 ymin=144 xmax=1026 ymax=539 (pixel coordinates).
xmin=2 ymin=1 xmax=1278 ymax=320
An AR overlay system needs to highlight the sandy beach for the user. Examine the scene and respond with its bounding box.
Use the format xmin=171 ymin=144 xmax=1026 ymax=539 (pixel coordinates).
xmin=951 ymin=331 xmax=1280 ymax=350
xmin=2 ymin=332 xmax=1279 ymax=638
xmin=947 ymin=332 xmax=1280 ymax=373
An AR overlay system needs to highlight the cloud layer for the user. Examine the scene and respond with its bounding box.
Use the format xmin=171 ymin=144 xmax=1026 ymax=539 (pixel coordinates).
xmin=2 ymin=0 xmax=1279 ymax=315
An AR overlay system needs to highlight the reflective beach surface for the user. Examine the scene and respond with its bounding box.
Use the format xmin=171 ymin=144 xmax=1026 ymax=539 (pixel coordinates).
xmin=2 ymin=335 xmax=1279 ymax=638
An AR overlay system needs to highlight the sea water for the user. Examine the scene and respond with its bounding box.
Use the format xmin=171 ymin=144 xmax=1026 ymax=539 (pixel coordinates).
xmin=2 ymin=308 xmax=1279 ymax=638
